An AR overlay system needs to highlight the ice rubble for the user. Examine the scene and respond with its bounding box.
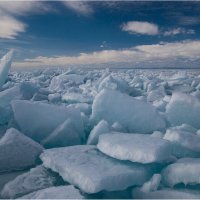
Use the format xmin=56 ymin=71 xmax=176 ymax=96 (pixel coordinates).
xmin=1 ymin=165 xmax=59 ymax=198
xmin=91 ymin=89 xmax=166 ymax=134
xmin=166 ymin=92 xmax=200 ymax=128
xmin=62 ymin=92 xmax=93 ymax=104
xmin=0 ymin=68 xmax=200 ymax=198
xmin=97 ymin=133 xmax=173 ymax=164
xmin=98 ymin=75 xmax=131 ymax=94
xmin=164 ymin=128 xmax=200 ymax=158
xmin=0 ymin=128 xmax=43 ymax=172
xmin=11 ymin=100 xmax=84 ymax=142
xmin=40 ymin=145 xmax=155 ymax=193
xmin=161 ymin=158 xmax=200 ymax=187
xmin=49 ymin=73 xmax=85 ymax=92
xmin=0 ymin=50 xmax=13 ymax=88
xmin=19 ymin=185 xmax=84 ymax=199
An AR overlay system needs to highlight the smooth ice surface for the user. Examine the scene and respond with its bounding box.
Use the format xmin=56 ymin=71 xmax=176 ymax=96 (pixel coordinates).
xmin=11 ymin=100 xmax=84 ymax=142
xmin=0 ymin=128 xmax=43 ymax=172
xmin=161 ymin=158 xmax=200 ymax=187
xmin=1 ymin=165 xmax=58 ymax=198
xmin=87 ymin=120 xmax=110 ymax=145
xmin=40 ymin=145 xmax=155 ymax=193
xmin=97 ymin=133 xmax=173 ymax=164
xmin=132 ymin=188 xmax=200 ymax=199
xmin=0 ymin=50 xmax=13 ymax=88
xmin=91 ymin=89 xmax=166 ymax=134
xmin=41 ymin=119 xmax=82 ymax=148
xmin=164 ymin=128 xmax=200 ymax=157
xmin=166 ymin=92 xmax=200 ymax=129
xmin=19 ymin=185 xmax=84 ymax=199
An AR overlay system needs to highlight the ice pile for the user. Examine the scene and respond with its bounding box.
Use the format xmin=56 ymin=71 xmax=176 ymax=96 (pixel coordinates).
xmin=0 ymin=50 xmax=200 ymax=198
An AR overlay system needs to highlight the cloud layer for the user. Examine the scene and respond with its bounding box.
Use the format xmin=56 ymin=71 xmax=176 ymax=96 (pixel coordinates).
xmin=13 ymin=40 xmax=200 ymax=68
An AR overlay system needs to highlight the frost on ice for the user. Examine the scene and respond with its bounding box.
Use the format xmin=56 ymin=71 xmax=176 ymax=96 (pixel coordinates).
xmin=40 ymin=145 xmax=155 ymax=193
xmin=97 ymin=133 xmax=173 ymax=164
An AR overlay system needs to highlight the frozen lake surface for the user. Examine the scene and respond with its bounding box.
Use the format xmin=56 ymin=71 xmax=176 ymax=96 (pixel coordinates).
xmin=1 ymin=51 xmax=200 ymax=199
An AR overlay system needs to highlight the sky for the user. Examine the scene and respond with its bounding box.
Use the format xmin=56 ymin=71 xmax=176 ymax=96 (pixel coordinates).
xmin=0 ymin=0 xmax=200 ymax=69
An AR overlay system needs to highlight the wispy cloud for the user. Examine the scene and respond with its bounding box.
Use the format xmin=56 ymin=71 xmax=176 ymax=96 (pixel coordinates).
xmin=62 ymin=1 xmax=93 ymax=16
xmin=13 ymin=40 xmax=200 ymax=68
xmin=0 ymin=15 xmax=26 ymax=39
xmin=121 ymin=21 xmax=159 ymax=35
xmin=0 ymin=1 xmax=54 ymax=39
xmin=163 ymin=27 xmax=195 ymax=36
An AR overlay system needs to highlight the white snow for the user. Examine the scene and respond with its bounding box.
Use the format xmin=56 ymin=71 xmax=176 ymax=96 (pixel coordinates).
xmin=161 ymin=158 xmax=200 ymax=187
xmin=1 ymin=165 xmax=57 ymax=198
xmin=11 ymin=100 xmax=84 ymax=142
xmin=0 ymin=50 xmax=13 ymax=88
xmin=87 ymin=120 xmax=110 ymax=145
xmin=19 ymin=185 xmax=84 ymax=199
xmin=97 ymin=133 xmax=173 ymax=164
xmin=91 ymin=89 xmax=166 ymax=134
xmin=0 ymin=128 xmax=43 ymax=172
xmin=166 ymin=92 xmax=200 ymax=129
xmin=40 ymin=145 xmax=155 ymax=193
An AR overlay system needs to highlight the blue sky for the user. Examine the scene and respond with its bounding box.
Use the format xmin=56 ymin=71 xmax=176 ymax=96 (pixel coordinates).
xmin=0 ymin=1 xmax=200 ymax=68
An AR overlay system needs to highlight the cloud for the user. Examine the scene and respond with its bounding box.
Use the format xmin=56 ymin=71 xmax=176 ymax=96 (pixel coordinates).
xmin=0 ymin=15 xmax=26 ymax=39
xmin=121 ymin=21 xmax=159 ymax=35
xmin=0 ymin=1 xmax=53 ymax=16
xmin=163 ymin=28 xmax=195 ymax=36
xmin=13 ymin=40 xmax=200 ymax=68
xmin=62 ymin=1 xmax=93 ymax=16
xmin=0 ymin=1 xmax=54 ymax=39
